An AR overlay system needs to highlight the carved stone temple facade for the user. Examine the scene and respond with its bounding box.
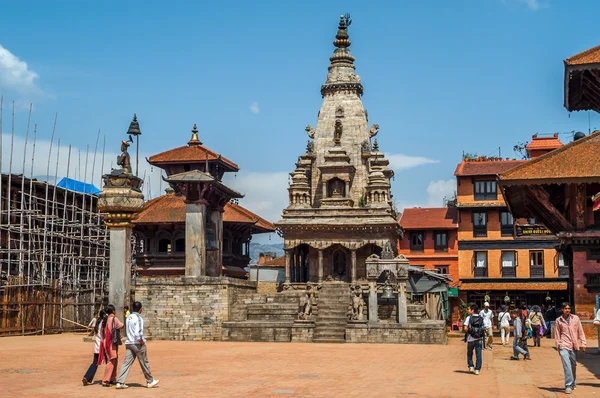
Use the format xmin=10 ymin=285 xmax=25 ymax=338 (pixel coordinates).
xmin=276 ymin=15 xmax=399 ymax=287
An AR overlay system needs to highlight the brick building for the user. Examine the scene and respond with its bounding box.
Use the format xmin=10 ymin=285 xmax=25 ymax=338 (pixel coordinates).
xmin=398 ymin=207 xmax=458 ymax=282
xmin=455 ymin=157 xmax=567 ymax=310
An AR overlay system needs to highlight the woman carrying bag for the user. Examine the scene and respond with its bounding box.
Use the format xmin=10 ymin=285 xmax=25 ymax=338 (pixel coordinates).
xmin=97 ymin=304 xmax=124 ymax=387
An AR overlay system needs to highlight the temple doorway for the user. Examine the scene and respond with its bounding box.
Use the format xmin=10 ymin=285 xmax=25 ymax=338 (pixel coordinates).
xmin=332 ymin=248 xmax=348 ymax=280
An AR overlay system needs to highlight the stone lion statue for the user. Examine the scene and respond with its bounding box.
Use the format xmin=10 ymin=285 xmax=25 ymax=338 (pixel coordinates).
xmin=298 ymin=283 xmax=316 ymax=320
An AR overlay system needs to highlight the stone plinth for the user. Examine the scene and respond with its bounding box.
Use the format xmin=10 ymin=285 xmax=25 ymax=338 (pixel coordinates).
xmin=346 ymin=321 xmax=447 ymax=344
xmin=134 ymin=276 xmax=256 ymax=341
xmin=185 ymin=202 xmax=206 ymax=276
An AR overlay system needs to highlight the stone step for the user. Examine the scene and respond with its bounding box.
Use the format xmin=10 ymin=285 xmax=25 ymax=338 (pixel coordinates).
xmin=314 ymin=326 xmax=346 ymax=333
xmin=313 ymin=338 xmax=345 ymax=344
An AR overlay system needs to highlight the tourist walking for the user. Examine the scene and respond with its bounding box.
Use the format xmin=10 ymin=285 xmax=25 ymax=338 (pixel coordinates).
xmin=82 ymin=309 xmax=105 ymax=385
xmin=115 ymin=301 xmax=160 ymax=389
xmin=479 ymin=302 xmax=494 ymax=350
xmin=498 ymin=306 xmax=511 ymax=346
xmin=529 ymin=305 xmax=545 ymax=347
xmin=87 ymin=310 xmax=99 ymax=336
xmin=555 ymin=303 xmax=586 ymax=394
xmin=463 ymin=303 xmax=484 ymax=375
xmin=510 ymin=310 xmax=530 ymax=360
xmin=97 ymin=304 xmax=124 ymax=387
xmin=594 ymin=307 xmax=600 ymax=327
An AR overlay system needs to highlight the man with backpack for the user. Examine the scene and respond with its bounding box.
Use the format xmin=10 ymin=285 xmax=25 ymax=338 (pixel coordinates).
xmin=463 ymin=303 xmax=484 ymax=375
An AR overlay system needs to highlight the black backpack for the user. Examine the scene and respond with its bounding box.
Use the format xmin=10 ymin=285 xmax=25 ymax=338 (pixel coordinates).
xmin=469 ymin=315 xmax=484 ymax=339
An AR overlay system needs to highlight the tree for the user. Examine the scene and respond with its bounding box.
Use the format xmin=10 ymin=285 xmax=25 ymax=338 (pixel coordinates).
xmin=463 ymin=152 xmax=478 ymax=160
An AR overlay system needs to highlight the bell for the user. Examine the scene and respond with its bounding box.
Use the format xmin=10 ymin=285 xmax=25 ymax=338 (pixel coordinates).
xmin=381 ymin=284 xmax=395 ymax=300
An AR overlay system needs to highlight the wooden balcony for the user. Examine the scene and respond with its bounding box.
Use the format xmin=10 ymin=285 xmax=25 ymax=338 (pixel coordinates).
xmin=502 ymin=267 xmax=516 ymax=278
xmin=474 ymin=267 xmax=488 ymax=278
xmin=530 ymin=266 xmax=545 ymax=278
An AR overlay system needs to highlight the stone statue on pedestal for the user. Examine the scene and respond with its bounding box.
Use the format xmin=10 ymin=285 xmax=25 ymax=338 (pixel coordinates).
xmin=116 ymin=140 xmax=133 ymax=175
xmin=349 ymin=284 xmax=365 ymax=321
xmin=298 ymin=283 xmax=316 ymax=320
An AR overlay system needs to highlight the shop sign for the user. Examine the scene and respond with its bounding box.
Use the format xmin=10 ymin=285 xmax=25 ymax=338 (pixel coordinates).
xmin=515 ymin=225 xmax=553 ymax=237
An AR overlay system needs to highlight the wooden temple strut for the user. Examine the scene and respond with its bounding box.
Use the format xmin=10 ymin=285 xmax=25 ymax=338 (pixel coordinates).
xmin=524 ymin=185 xmax=574 ymax=233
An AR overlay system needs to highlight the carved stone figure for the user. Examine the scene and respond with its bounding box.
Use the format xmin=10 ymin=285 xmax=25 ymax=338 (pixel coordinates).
xmin=361 ymin=140 xmax=371 ymax=154
xmin=349 ymin=284 xmax=365 ymax=321
xmin=334 ymin=120 xmax=343 ymax=144
xmin=369 ymin=124 xmax=379 ymax=138
xmin=335 ymin=105 xmax=344 ymax=118
xmin=305 ymin=125 xmax=315 ymax=139
xmin=381 ymin=241 xmax=395 ymax=259
xmin=306 ymin=141 xmax=314 ymax=154
xmin=117 ymin=140 xmax=133 ymax=174
xmin=298 ymin=283 xmax=316 ymax=320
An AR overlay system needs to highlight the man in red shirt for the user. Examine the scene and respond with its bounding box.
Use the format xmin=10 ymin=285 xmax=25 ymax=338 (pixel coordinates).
xmin=554 ymin=303 xmax=586 ymax=394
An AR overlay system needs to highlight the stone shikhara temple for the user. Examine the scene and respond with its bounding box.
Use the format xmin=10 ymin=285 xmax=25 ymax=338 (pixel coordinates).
xmin=102 ymin=15 xmax=448 ymax=344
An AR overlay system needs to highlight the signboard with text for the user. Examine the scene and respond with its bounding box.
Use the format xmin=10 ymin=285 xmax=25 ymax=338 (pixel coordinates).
xmin=515 ymin=224 xmax=553 ymax=237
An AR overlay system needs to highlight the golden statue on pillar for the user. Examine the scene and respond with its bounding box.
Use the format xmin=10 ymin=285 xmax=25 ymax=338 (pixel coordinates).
xmin=117 ymin=140 xmax=133 ymax=175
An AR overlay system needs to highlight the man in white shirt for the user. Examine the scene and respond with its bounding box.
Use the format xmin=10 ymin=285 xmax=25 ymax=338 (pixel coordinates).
xmin=480 ymin=302 xmax=494 ymax=350
xmin=115 ymin=301 xmax=160 ymax=389
xmin=594 ymin=308 xmax=600 ymax=327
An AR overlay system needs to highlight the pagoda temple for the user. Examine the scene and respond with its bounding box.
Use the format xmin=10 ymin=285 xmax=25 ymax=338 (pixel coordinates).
xmin=275 ymin=15 xmax=400 ymax=287
xmin=132 ymin=124 xmax=274 ymax=278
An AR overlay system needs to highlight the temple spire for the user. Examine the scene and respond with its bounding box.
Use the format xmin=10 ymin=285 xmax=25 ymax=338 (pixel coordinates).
xmin=321 ymin=13 xmax=363 ymax=97
xmin=188 ymin=123 xmax=202 ymax=146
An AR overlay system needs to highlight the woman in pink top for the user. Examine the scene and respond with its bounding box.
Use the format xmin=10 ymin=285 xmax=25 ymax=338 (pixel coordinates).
xmin=97 ymin=304 xmax=124 ymax=387
xmin=554 ymin=303 xmax=586 ymax=394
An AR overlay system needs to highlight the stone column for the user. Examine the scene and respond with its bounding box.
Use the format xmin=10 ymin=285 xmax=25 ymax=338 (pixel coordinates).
xmin=98 ymin=171 xmax=144 ymax=319
xmin=284 ymin=249 xmax=291 ymax=287
xmin=108 ymin=227 xmax=132 ymax=317
xmin=397 ymin=282 xmax=408 ymax=323
xmin=351 ymin=249 xmax=357 ymax=283
xmin=345 ymin=181 xmax=350 ymax=197
xmin=368 ymin=281 xmax=378 ymax=323
xmin=318 ymin=249 xmax=324 ymax=283
xmin=185 ymin=201 xmax=206 ymax=277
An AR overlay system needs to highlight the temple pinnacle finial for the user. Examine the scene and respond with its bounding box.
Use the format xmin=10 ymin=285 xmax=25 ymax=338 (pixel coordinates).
xmin=127 ymin=113 xmax=141 ymax=136
xmin=188 ymin=123 xmax=202 ymax=146
xmin=372 ymin=139 xmax=379 ymax=151
xmin=334 ymin=13 xmax=352 ymax=49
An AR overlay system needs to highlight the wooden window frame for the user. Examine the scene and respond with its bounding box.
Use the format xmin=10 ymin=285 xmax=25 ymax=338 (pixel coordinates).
xmin=434 ymin=231 xmax=448 ymax=252
xmin=410 ymin=231 xmax=424 ymax=252
xmin=474 ymin=180 xmax=497 ymax=200
xmin=473 ymin=211 xmax=488 ymax=237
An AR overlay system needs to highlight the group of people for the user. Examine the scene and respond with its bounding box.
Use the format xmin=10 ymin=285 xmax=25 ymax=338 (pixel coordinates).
xmin=82 ymin=301 xmax=159 ymax=389
xmin=464 ymin=301 xmax=599 ymax=395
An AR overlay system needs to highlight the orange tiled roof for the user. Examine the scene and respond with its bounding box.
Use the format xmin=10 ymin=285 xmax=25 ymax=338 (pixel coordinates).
xmin=148 ymin=144 xmax=239 ymax=170
xmin=499 ymin=130 xmax=600 ymax=182
xmin=261 ymin=256 xmax=285 ymax=267
xmin=526 ymin=134 xmax=564 ymax=151
xmin=399 ymin=207 xmax=457 ymax=230
xmin=133 ymin=193 xmax=274 ymax=232
xmin=565 ymin=44 xmax=600 ymax=66
xmin=454 ymin=158 xmax=525 ymax=177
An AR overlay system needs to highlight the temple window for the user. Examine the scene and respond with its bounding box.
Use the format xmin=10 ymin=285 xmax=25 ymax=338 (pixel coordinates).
xmin=410 ymin=231 xmax=424 ymax=251
xmin=328 ymin=178 xmax=345 ymax=198
xmin=158 ymin=239 xmax=171 ymax=254
xmin=174 ymin=238 xmax=185 ymax=252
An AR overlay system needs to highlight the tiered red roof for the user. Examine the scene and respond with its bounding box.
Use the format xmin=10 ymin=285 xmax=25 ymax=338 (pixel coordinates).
xmin=400 ymin=207 xmax=457 ymax=230
xmin=148 ymin=145 xmax=239 ymax=170
xmin=499 ymin=130 xmax=600 ymax=183
xmin=133 ymin=193 xmax=274 ymax=233
xmin=454 ymin=158 xmax=525 ymax=177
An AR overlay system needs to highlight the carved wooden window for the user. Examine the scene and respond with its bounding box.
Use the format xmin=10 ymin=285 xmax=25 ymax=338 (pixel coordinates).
xmin=174 ymin=238 xmax=185 ymax=253
xmin=474 ymin=180 xmax=497 ymax=200
xmin=473 ymin=251 xmax=488 ymax=277
xmin=410 ymin=231 xmax=424 ymax=252
xmin=158 ymin=239 xmax=171 ymax=253
xmin=435 ymin=265 xmax=449 ymax=275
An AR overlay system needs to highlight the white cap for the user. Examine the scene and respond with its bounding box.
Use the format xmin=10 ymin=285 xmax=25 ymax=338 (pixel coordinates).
xmin=484 ymin=302 xmax=490 ymax=307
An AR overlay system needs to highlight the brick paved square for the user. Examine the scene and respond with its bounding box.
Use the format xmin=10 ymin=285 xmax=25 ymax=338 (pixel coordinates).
xmin=0 ymin=335 xmax=598 ymax=397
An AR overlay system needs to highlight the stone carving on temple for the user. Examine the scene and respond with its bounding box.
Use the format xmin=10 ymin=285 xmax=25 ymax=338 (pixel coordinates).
xmin=298 ymin=282 xmax=316 ymax=320
xmin=369 ymin=124 xmax=379 ymax=138
xmin=306 ymin=141 xmax=314 ymax=154
xmin=117 ymin=140 xmax=133 ymax=175
xmin=349 ymin=284 xmax=365 ymax=321
xmin=334 ymin=120 xmax=343 ymax=144
xmin=305 ymin=125 xmax=315 ymax=139
xmin=361 ymin=139 xmax=371 ymax=155
xmin=336 ymin=105 xmax=344 ymax=118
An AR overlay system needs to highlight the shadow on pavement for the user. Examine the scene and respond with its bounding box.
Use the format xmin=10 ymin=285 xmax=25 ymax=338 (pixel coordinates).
xmin=578 ymin=351 xmax=600 ymax=381
xmin=453 ymin=370 xmax=472 ymax=374
xmin=537 ymin=387 xmax=564 ymax=393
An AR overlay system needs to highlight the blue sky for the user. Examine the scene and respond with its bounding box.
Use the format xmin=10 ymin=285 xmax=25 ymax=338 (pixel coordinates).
xmin=1 ymin=0 xmax=600 ymax=243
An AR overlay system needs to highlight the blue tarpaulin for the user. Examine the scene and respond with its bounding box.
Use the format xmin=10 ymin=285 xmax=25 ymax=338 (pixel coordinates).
xmin=56 ymin=177 xmax=101 ymax=195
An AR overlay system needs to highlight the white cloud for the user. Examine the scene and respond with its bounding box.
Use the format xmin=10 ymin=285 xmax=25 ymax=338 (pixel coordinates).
xmin=223 ymin=171 xmax=288 ymax=223
xmin=0 ymin=45 xmax=42 ymax=97
xmin=385 ymin=153 xmax=439 ymax=171
xmin=426 ymin=179 xmax=456 ymax=207
xmin=249 ymin=102 xmax=260 ymax=114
